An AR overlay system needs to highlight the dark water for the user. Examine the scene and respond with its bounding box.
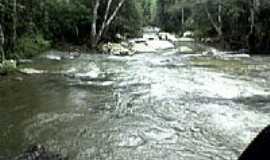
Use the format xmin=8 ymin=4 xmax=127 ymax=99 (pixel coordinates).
xmin=1 ymin=49 xmax=270 ymax=160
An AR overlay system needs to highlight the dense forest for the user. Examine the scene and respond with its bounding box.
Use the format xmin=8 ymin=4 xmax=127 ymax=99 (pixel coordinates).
xmin=0 ymin=0 xmax=270 ymax=60
xmin=0 ymin=0 xmax=155 ymax=59
xmin=156 ymin=0 xmax=270 ymax=51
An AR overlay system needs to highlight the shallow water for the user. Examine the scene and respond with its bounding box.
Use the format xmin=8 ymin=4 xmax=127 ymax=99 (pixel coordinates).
xmin=1 ymin=49 xmax=270 ymax=160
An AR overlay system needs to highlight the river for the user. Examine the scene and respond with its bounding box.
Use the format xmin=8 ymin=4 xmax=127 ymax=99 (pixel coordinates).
xmin=0 ymin=46 xmax=270 ymax=160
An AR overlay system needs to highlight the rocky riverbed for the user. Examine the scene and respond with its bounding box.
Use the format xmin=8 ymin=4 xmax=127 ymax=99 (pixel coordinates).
xmin=0 ymin=43 xmax=269 ymax=160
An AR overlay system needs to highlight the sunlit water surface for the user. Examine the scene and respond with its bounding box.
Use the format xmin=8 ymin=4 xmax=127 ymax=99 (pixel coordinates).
xmin=1 ymin=49 xmax=270 ymax=160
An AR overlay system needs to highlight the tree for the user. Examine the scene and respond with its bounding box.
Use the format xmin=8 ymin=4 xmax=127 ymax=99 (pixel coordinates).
xmin=0 ymin=24 xmax=5 ymax=62
xmin=91 ymin=0 xmax=126 ymax=47
xmin=12 ymin=0 xmax=17 ymax=50
xmin=203 ymin=0 xmax=223 ymax=38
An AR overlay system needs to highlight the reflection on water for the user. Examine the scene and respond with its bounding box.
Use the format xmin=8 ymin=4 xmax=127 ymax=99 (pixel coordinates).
xmin=1 ymin=50 xmax=270 ymax=160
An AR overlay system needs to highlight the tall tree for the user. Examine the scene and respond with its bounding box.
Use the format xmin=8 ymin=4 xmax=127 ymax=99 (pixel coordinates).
xmin=12 ymin=0 xmax=17 ymax=50
xmin=0 ymin=24 xmax=5 ymax=62
xmin=91 ymin=0 xmax=126 ymax=47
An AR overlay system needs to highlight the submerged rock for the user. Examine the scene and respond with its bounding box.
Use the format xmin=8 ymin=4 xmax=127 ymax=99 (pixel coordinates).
xmin=15 ymin=144 xmax=66 ymax=160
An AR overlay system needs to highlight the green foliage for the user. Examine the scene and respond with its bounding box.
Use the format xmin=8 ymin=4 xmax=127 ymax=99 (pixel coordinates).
xmin=44 ymin=0 xmax=92 ymax=43
xmin=15 ymin=34 xmax=50 ymax=58
xmin=156 ymin=0 xmax=270 ymax=50
xmin=0 ymin=0 xmax=145 ymax=52
xmin=109 ymin=0 xmax=143 ymax=38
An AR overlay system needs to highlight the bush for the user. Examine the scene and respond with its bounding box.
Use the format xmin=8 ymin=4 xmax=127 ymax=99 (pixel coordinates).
xmin=15 ymin=34 xmax=51 ymax=58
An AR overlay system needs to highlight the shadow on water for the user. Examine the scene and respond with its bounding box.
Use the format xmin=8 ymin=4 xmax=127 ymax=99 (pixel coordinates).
xmin=1 ymin=50 xmax=270 ymax=159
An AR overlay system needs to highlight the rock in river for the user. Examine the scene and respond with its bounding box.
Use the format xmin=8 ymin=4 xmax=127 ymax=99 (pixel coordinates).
xmin=19 ymin=68 xmax=46 ymax=74
xmin=15 ymin=144 xmax=66 ymax=160
xmin=101 ymin=43 xmax=135 ymax=56
xmin=178 ymin=46 xmax=194 ymax=54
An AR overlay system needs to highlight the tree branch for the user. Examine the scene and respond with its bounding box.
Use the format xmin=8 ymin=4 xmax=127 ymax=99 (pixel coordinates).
xmin=97 ymin=0 xmax=113 ymax=41
xmin=96 ymin=0 xmax=126 ymax=42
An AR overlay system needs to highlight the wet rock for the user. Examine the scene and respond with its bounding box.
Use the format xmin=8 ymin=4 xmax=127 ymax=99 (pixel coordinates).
xmin=178 ymin=46 xmax=194 ymax=54
xmin=175 ymin=37 xmax=195 ymax=42
xmin=14 ymin=77 xmax=23 ymax=81
xmin=183 ymin=31 xmax=194 ymax=38
xmin=74 ymin=71 xmax=99 ymax=81
xmin=0 ymin=59 xmax=17 ymax=75
xmin=146 ymin=40 xmax=175 ymax=50
xmin=101 ymin=43 xmax=135 ymax=56
xmin=158 ymin=32 xmax=169 ymax=40
xmin=115 ymin=33 xmax=125 ymax=41
xmin=202 ymin=48 xmax=220 ymax=56
xmin=15 ymin=144 xmax=66 ymax=160
xmin=158 ymin=32 xmax=178 ymax=42
xmin=42 ymin=50 xmax=81 ymax=61
xmin=143 ymin=26 xmax=160 ymax=33
xmin=62 ymin=50 xmax=81 ymax=60
xmin=19 ymin=68 xmax=46 ymax=74
xmin=128 ymin=38 xmax=147 ymax=45
xmin=131 ymin=43 xmax=156 ymax=53
xmin=18 ymin=59 xmax=33 ymax=65
xmin=143 ymin=33 xmax=159 ymax=41
xmin=44 ymin=54 xmax=62 ymax=61
xmin=238 ymin=49 xmax=249 ymax=54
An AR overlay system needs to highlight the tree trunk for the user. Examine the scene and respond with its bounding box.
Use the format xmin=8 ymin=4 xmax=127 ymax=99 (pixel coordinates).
xmin=181 ymin=8 xmax=185 ymax=32
xmin=28 ymin=0 xmax=34 ymax=35
xmin=12 ymin=0 xmax=17 ymax=50
xmin=204 ymin=2 xmax=223 ymax=37
xmin=97 ymin=0 xmax=113 ymax=42
xmin=41 ymin=0 xmax=49 ymax=34
xmin=250 ymin=0 xmax=255 ymax=31
xmin=91 ymin=0 xmax=126 ymax=48
xmin=91 ymin=0 xmax=100 ymax=48
xmin=0 ymin=24 xmax=5 ymax=62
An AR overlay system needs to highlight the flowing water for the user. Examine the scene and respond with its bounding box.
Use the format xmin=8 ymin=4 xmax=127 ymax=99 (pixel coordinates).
xmin=1 ymin=48 xmax=270 ymax=160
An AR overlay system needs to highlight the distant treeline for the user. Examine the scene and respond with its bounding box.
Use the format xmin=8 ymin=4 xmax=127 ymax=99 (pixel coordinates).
xmin=1 ymin=0 xmax=269 ymax=59
xmin=156 ymin=0 xmax=270 ymax=52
